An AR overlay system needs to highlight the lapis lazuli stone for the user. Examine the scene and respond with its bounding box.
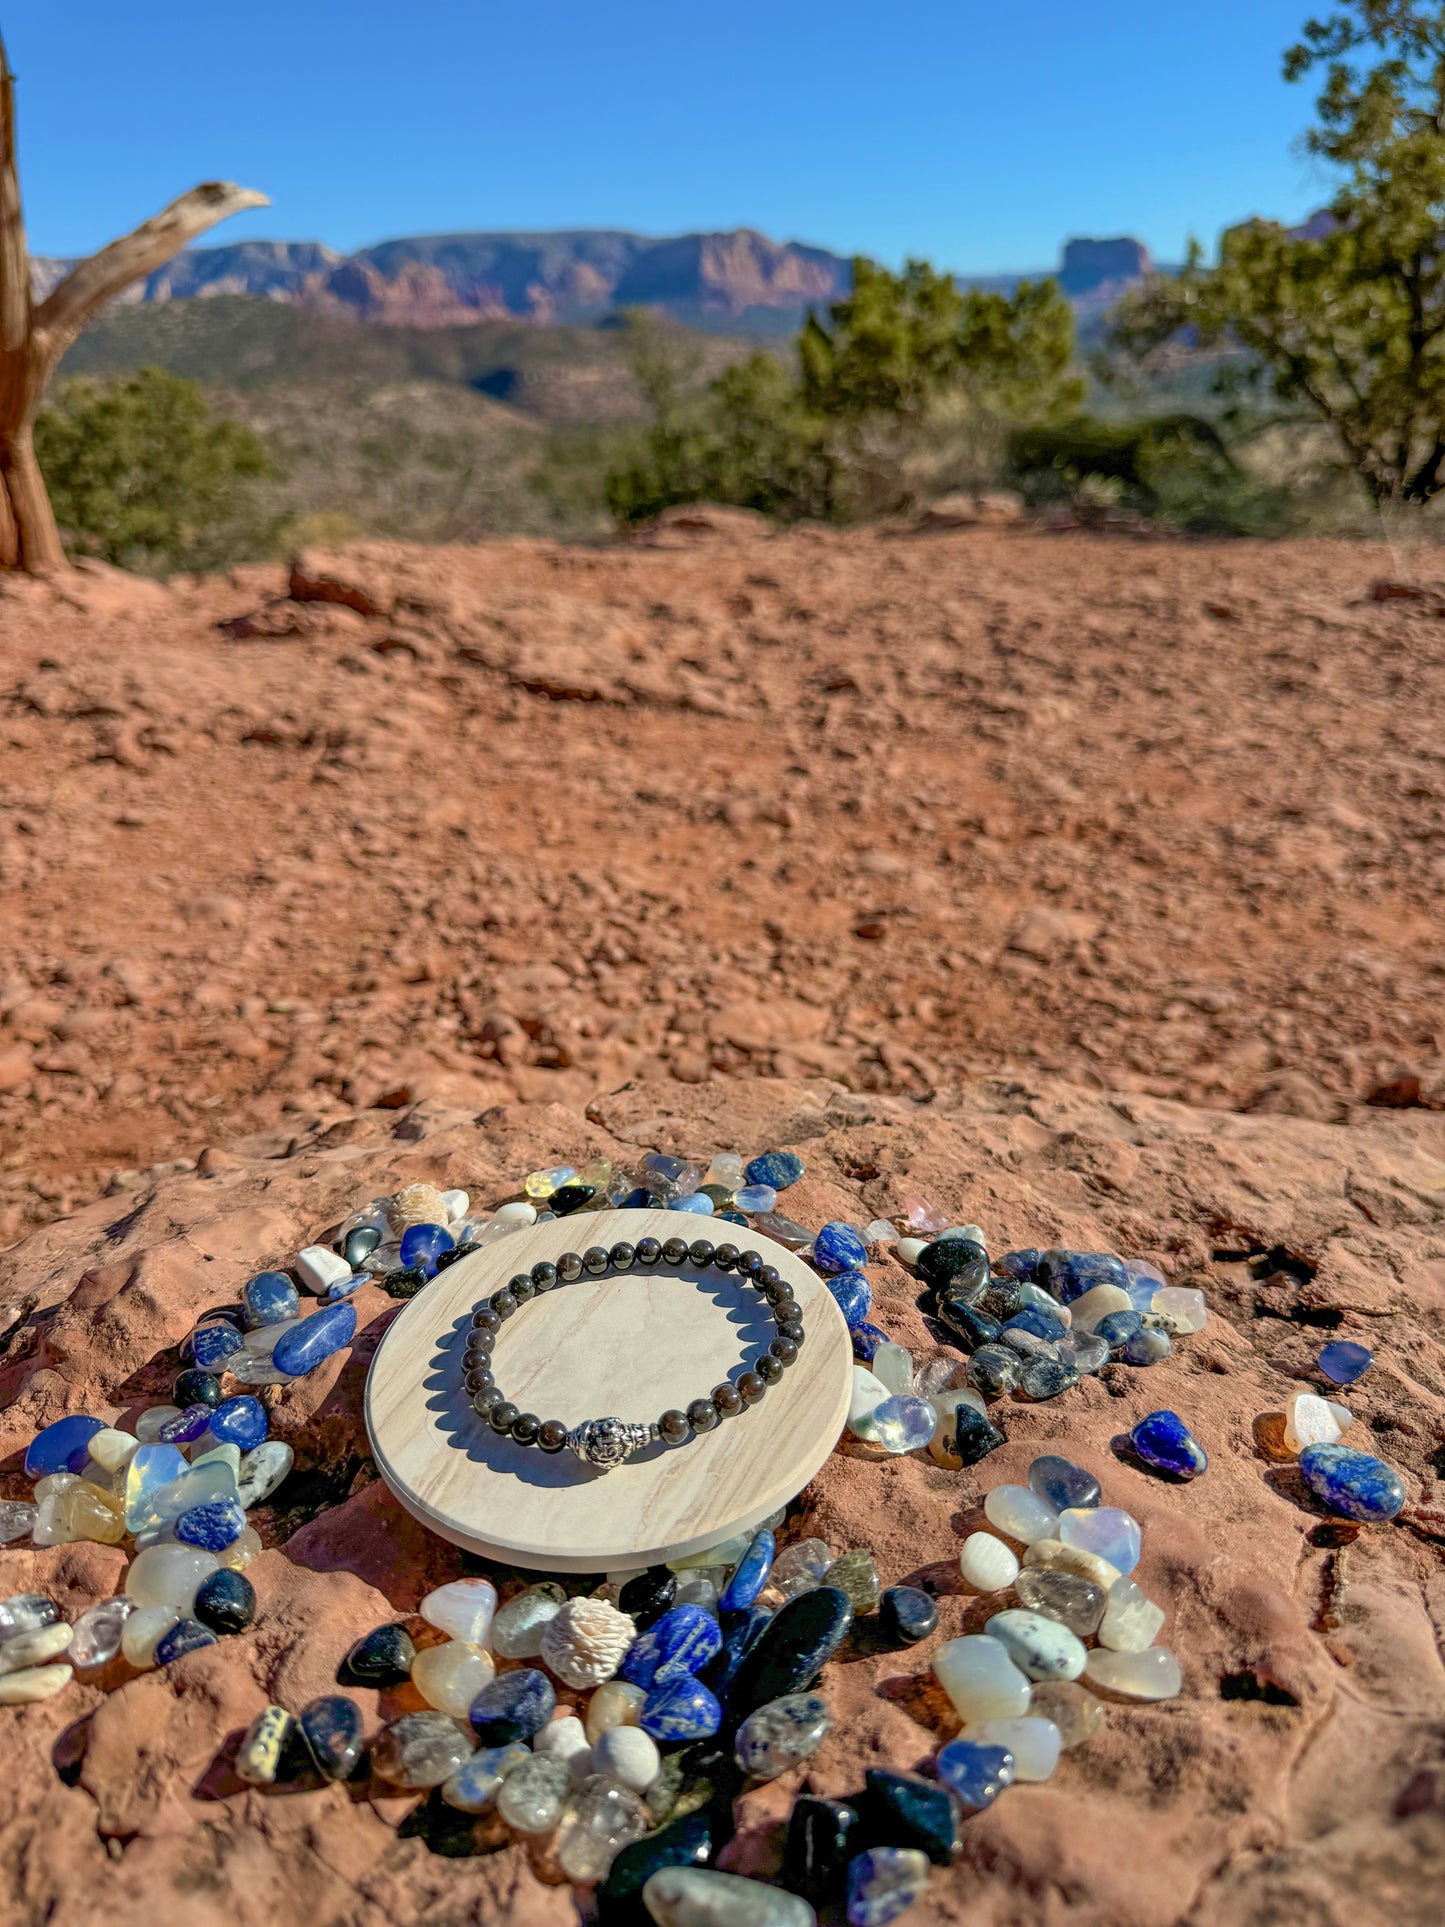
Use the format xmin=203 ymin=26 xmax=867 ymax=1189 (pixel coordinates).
xmin=640 ymin=1673 xmax=722 ymax=1742
xmin=935 ymin=1738 xmax=1014 ymax=1812
xmin=813 ymin=1223 xmax=869 ymax=1276
xmin=175 ymin=1497 xmax=246 ymax=1550
xmin=1028 ymin=1454 xmax=1101 ymax=1511
xmin=745 ymin=1150 xmax=805 ymax=1191
xmin=1131 ymin=1410 xmax=1208 ymax=1479
xmin=719 ymin=1528 xmax=774 ymax=1613
xmin=620 ymin=1603 xmax=723 ymax=1690
xmin=1123 ymin=1328 xmax=1170 ymax=1366
xmin=24 ymin=1415 xmax=105 ymax=1479
xmin=399 ymin=1222 xmax=454 ymax=1276
xmin=273 ymin=1302 xmax=357 ymax=1378
xmin=846 ymin=1846 xmax=931 ymax=1927
xmin=469 ymin=1667 xmax=556 ymax=1743
xmin=207 ymin=1395 xmax=268 ymax=1451
xmin=1299 ymin=1443 xmax=1405 ymax=1522
xmin=1095 ymin=1310 xmax=1143 ymax=1350
xmin=157 ymin=1404 xmax=216 ymax=1445
xmin=824 ymin=1270 xmax=873 ymax=1330
xmin=1003 ymin=1306 xmax=1067 ymax=1343
xmin=851 ymin=1321 xmax=888 ymax=1361
xmin=1319 ymin=1341 xmax=1372 ymax=1386
xmin=154 ymin=1618 xmax=218 ymax=1665
xmin=190 ymin=1321 xmax=244 ymax=1370
xmin=243 ymin=1271 xmax=300 ymax=1329
xmin=996 ymin=1249 xmax=1043 ymax=1282
xmin=670 ymin=1193 xmax=715 ymax=1215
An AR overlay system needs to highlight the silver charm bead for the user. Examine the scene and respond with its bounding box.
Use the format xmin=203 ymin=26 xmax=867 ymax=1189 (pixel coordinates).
xmin=566 ymin=1416 xmax=652 ymax=1472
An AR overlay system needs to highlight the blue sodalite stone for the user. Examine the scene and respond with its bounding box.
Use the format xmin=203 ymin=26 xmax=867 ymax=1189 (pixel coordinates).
xmin=846 ymin=1846 xmax=931 ymax=1927
xmin=154 ymin=1618 xmax=218 ymax=1665
xmin=938 ymin=1300 xmax=1001 ymax=1351
xmin=469 ymin=1667 xmax=556 ymax=1743
xmin=719 ymin=1529 xmax=774 ymax=1613
xmin=1046 ymin=1252 xmax=1130 ymax=1305
xmin=399 ymin=1222 xmax=454 ymax=1276
xmin=997 ymin=1249 xmax=1043 ymax=1282
xmin=243 ymin=1270 xmax=300 ymax=1329
xmin=670 ymin=1193 xmax=715 ymax=1215
xmin=1131 ymin=1409 xmax=1207 ymax=1478
xmin=207 ymin=1395 xmax=268 ymax=1451
xmin=727 ymin=1586 xmax=853 ymax=1721
xmin=158 ymin=1404 xmax=216 ymax=1445
xmin=935 ymin=1738 xmax=1014 ymax=1812
xmin=813 ymin=1223 xmax=869 ymax=1276
xmin=24 ymin=1415 xmax=105 ymax=1478
xmin=191 ymin=1321 xmax=245 ymax=1370
xmin=175 ymin=1497 xmax=246 ymax=1549
xmin=620 ymin=1604 xmax=723 ymax=1690
xmin=327 ymin=1275 xmax=361 ymax=1302
xmin=640 ymin=1673 xmax=722 ymax=1742
xmin=1095 ymin=1310 xmax=1142 ymax=1350
xmin=1319 ymin=1341 xmax=1372 ymax=1386
xmin=1299 ymin=1443 xmax=1405 ymax=1522
xmin=824 ymin=1270 xmax=873 ymax=1330
xmin=1028 ymin=1454 xmax=1101 ymax=1511
xmin=733 ymin=1183 xmax=777 ymax=1214
xmin=699 ymin=1605 xmax=772 ymax=1700
xmin=1003 ymin=1306 xmax=1067 ymax=1343
xmin=1123 ymin=1328 xmax=1171 ymax=1366
xmin=745 ymin=1150 xmax=805 ymax=1191
xmin=273 ymin=1302 xmax=357 ymax=1378
xmin=851 ymin=1321 xmax=889 ymax=1361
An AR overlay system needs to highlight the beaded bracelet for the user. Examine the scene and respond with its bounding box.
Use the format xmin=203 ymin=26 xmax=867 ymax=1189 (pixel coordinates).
xmin=461 ymin=1235 xmax=806 ymax=1471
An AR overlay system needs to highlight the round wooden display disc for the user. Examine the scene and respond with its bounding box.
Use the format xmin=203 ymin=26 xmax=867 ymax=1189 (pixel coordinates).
xmin=364 ymin=1208 xmax=853 ymax=1572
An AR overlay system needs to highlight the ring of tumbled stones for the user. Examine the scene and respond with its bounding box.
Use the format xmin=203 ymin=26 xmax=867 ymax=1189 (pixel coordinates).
xmin=461 ymin=1237 xmax=805 ymax=1470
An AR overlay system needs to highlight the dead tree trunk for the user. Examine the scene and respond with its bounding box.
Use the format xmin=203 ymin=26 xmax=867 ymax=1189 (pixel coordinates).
xmin=0 ymin=35 xmax=267 ymax=571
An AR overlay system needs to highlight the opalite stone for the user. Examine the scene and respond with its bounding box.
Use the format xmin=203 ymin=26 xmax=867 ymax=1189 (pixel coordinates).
xmin=734 ymin=1691 xmax=832 ymax=1778
xmin=813 ymin=1223 xmax=869 ymax=1276
xmin=932 ymin=1635 xmax=1031 ymax=1721
xmin=295 ymin=1245 xmax=352 ymax=1294
xmin=592 ymin=1723 xmax=662 ymax=1792
xmin=1097 ymin=1577 xmax=1166 ymax=1652
xmin=1021 ymin=1354 xmax=1080 ymax=1400
xmin=442 ymin=1742 xmax=529 ymax=1812
xmin=826 ymin=1271 xmax=873 ymax=1330
xmin=1131 ymin=1409 xmax=1208 ymax=1478
xmin=1283 ymin=1392 xmax=1343 ymax=1455
xmin=1319 ymin=1340 xmax=1372 ymax=1385
xmin=877 ymin=1587 xmax=937 ymax=1647
xmin=86 ymin=1429 xmax=140 ymax=1474
xmin=193 ymin=1568 xmax=255 ymax=1635
xmin=206 ymin=1396 xmax=267 ymax=1451
xmin=556 ymin=1772 xmax=651 ymax=1882
xmin=526 ymin=1164 xmax=575 ymax=1201
xmin=870 ymin=1396 xmax=936 ymax=1454
xmin=243 ymin=1270 xmax=300 ymax=1328
xmin=1150 ymin=1285 xmax=1208 ymax=1332
xmin=985 ymin=1608 xmax=1086 ymax=1681
xmin=708 ymin=1153 xmax=747 ymax=1189
xmin=69 ymin=1596 xmax=133 ymax=1667
xmin=236 ymin=1440 xmax=293 ymax=1508
xmin=25 ymin=1415 xmax=105 ymax=1479
xmin=727 ymin=1587 xmax=853 ymax=1722
xmin=846 ymin=1846 xmax=930 ymax=1927
xmin=493 ymin=1580 xmax=567 ymax=1657
xmin=1025 ymin=1538 xmax=1122 ymax=1591
xmin=0 ymin=1621 xmax=72 ymax=1675
xmin=412 ymin=1638 xmax=495 ymax=1716
xmin=1014 ymin=1567 xmax=1105 ymax=1636
xmin=421 ymin=1576 xmax=497 ymax=1646
xmin=124 ymin=1543 xmax=218 ymax=1613
xmin=935 ymin=1738 xmax=1014 ymax=1811
xmin=1028 ymin=1455 xmax=1101 ymax=1512
xmin=190 ymin=1322 xmax=244 ymax=1370
xmin=621 ymin=1604 xmax=722 ymax=1690
xmin=642 ymin=1674 xmax=723 ymax=1742
xmin=0 ymin=1501 xmax=36 ymax=1545
xmin=962 ymin=1716 xmax=1061 ymax=1781
xmin=1298 ymin=1443 xmax=1406 ymax=1522
xmin=719 ymin=1530 xmax=774 ymax=1613
xmin=863 ymin=1768 xmax=961 ymax=1866
xmin=344 ymin=1622 xmax=415 ymax=1686
xmin=1123 ymin=1328 xmax=1171 ymax=1366
xmin=175 ymin=1498 xmax=246 ymax=1550
xmin=273 ymin=1302 xmax=356 ymax=1377
xmin=1059 ymin=1505 xmax=1141 ymax=1574
xmin=586 ymin=1678 xmax=647 ymax=1745
xmin=120 ymin=1606 xmax=178 ymax=1669
xmin=983 ymin=1484 xmax=1059 ymax=1546
xmin=1084 ymin=1647 xmax=1182 ymax=1700
xmin=847 ymin=1368 xmax=890 ymax=1442
xmin=869 ymin=1343 xmax=913 ymax=1396
xmin=372 ymin=1710 xmax=476 ymax=1787
xmin=299 ymin=1694 xmax=365 ymax=1779
xmin=733 ymin=1183 xmax=777 ymax=1214
xmin=154 ymin=1618 xmax=217 ymax=1665
xmin=0 ymin=1663 xmax=73 ymax=1704
xmin=959 ymin=1532 xmax=1020 ymax=1593
xmin=470 ymin=1666 xmax=555 ymax=1743
xmin=670 ymin=1192 xmax=715 ymax=1216
xmin=825 ymin=1549 xmax=880 ymax=1613
xmin=124 ymin=1442 xmax=190 ymax=1530
xmin=967 ymin=1345 xmax=1021 ymax=1397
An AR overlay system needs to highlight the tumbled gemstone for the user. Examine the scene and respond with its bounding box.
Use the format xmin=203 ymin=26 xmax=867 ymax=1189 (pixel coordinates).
xmin=1149 ymin=1285 xmax=1208 ymax=1332
xmin=299 ymin=1694 xmax=365 ymax=1779
xmin=727 ymin=1587 xmax=853 ymax=1721
xmin=1298 ymin=1443 xmax=1406 ymax=1522
xmin=958 ymin=1532 xmax=1019 ymax=1593
xmin=870 ymin=1396 xmax=936 ymax=1454
xmin=719 ymin=1530 xmax=774 ymax=1613
xmin=1284 ymin=1391 xmax=1344 ymax=1454
xmin=733 ymin=1183 xmax=777 ymax=1214
xmin=982 ymin=1485 xmax=1059 ymax=1546
xmin=869 ymin=1343 xmax=913 ymax=1395
xmin=120 ymin=1605 xmax=178 ymax=1669
xmin=848 ymin=1367 xmax=891 ymax=1441
xmin=935 ymin=1738 xmax=1013 ymax=1812
xmin=0 ymin=1593 xmax=60 ymax=1641
xmin=996 ymin=1249 xmax=1041 ymax=1280
xmin=1097 ymin=1577 xmax=1166 ymax=1652
xmin=1094 ymin=1310 xmax=1143 ymax=1350
xmin=621 ymin=1605 xmax=723 ymax=1689
xmin=1023 ymin=1537 xmax=1122 ymax=1591
xmin=938 ymin=1300 xmax=1001 ymax=1351
xmin=1066 ymin=1284 xmax=1133 ymax=1333
xmin=134 ymin=1405 xmax=183 ymax=1443
xmin=0 ymin=1501 xmax=37 ymax=1545
xmin=745 ymin=1150 xmax=804 ymax=1191
xmin=734 ymin=1691 xmax=832 ymax=1778
xmin=932 ymin=1635 xmax=1031 ymax=1721
xmin=876 ymin=1586 xmax=937 ymax=1650
xmin=961 ymin=1716 xmax=1060 ymax=1780
xmin=647 ymin=1866 xmax=815 ymax=1927
xmin=421 ymin=1577 xmax=497 ymax=1646
xmin=707 ymin=1153 xmax=746 ymax=1188
xmin=191 ymin=1322 xmax=245 ymax=1370
xmin=412 ymin=1638 xmax=495 ymax=1717
xmin=604 ymin=1809 xmax=720 ymax=1912
xmin=642 ymin=1674 xmax=723 ymax=1742
xmin=673 ymin=1532 xmax=751 ymax=1572
xmin=68 ymin=1596 xmax=134 ymax=1667
xmin=591 ymin=1725 xmax=662 ymax=1794
xmin=193 ymin=1568 xmax=256 ymax=1635
xmin=916 ymin=1238 xmax=988 ymax=1294
xmin=812 ymin=1222 xmax=868 ymax=1276
xmin=1058 ymin=1330 xmax=1110 ymax=1374
xmin=206 ymin=1397 xmax=267 ymax=1451
xmin=154 ymin=1618 xmax=218 ymax=1665
xmin=342 ymin=1226 xmax=381 ymax=1271
xmin=937 ymin=1404 xmax=1005 ymax=1468
xmin=1022 ymin=1355 xmax=1079 ymax=1401
xmin=616 ymin=1572 xmax=675 ymax=1637
xmin=1045 ymin=1252 xmax=1129 ymax=1305
xmin=586 ymin=1678 xmax=648 ymax=1745
xmin=243 ymin=1270 xmax=300 ymax=1328
xmin=157 ymin=1403 xmax=217 ymax=1446
xmin=1084 ymin=1647 xmax=1182 ymax=1700
xmin=1005 ymin=1305 xmax=1067 ymax=1343
xmin=470 ymin=1666 xmax=555 ymax=1744
xmin=236 ymin=1704 xmax=292 ymax=1784
xmin=1122 ymin=1328 xmax=1171 ymax=1366
xmin=35 ymin=1479 xmax=125 ymax=1547
xmin=967 ymin=1345 xmax=1021 ymax=1398
xmin=124 ymin=1543 xmax=218 ymax=1614
xmin=863 ymin=1768 xmax=962 ymax=1865
xmin=344 ymin=1622 xmax=416 ymax=1686
xmin=750 ymin=1211 xmax=815 ymax=1249
xmin=172 ymin=1369 xmax=223 ymax=1411
xmin=0 ymin=1622 xmax=72 ymax=1675
xmin=25 ymin=1415 xmax=106 ymax=1479
xmin=825 ymin=1548 xmax=880 ymax=1613
xmin=1131 ymin=1410 xmax=1208 ymax=1479
xmin=782 ymin=1796 xmax=859 ymax=1902
xmin=1027 ymin=1455 xmax=1101 ymax=1512
xmin=984 ymin=1609 xmax=1087 ymax=1681
xmin=1318 ymin=1340 xmax=1372 ymax=1386
xmin=846 ymin=1846 xmax=931 ymax=1927
xmin=533 ymin=1713 xmax=590 ymax=1771
xmin=441 ymin=1741 xmax=529 ymax=1812
xmin=217 ymin=1527 xmax=261 ymax=1571
xmin=400 ymin=1221 xmax=454 ymax=1275
xmin=492 ymin=1580 xmax=568 ymax=1656
xmin=372 ymin=1710 xmax=476 ymax=1787
xmin=1059 ymin=1505 xmax=1141 ymax=1574
xmin=175 ymin=1498 xmax=246 ymax=1551
xmin=273 ymin=1303 xmax=357 ymax=1378
xmin=1014 ymin=1567 xmax=1104 ymax=1636
xmin=1027 ymin=1679 xmax=1108 ymax=1747
xmin=295 ymin=1246 xmax=352 ymax=1295
xmin=0 ymin=1660 xmax=71 ymax=1705
xmin=851 ymin=1323 xmax=888 ymax=1362
xmin=825 ymin=1271 xmax=873 ymax=1330
xmin=554 ymin=1771 xmax=651 ymax=1881
xmin=236 ymin=1440 xmax=294 ymax=1509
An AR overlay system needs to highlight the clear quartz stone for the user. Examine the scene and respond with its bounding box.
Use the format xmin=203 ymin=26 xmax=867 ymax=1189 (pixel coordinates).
xmin=555 ymin=1772 xmax=651 ymax=1882
xmin=216 ymin=1526 xmax=263 ymax=1571
xmin=69 ymin=1597 xmax=135 ymax=1668
xmin=495 ymin=1752 xmax=571 ymax=1834
xmin=1097 ymin=1576 xmax=1166 ymax=1652
xmin=492 ymin=1582 xmax=567 ymax=1659
xmin=0 ymin=1501 xmax=36 ymax=1545
xmin=0 ymin=1593 xmax=60 ymax=1640
xmin=770 ymin=1539 xmax=834 ymax=1600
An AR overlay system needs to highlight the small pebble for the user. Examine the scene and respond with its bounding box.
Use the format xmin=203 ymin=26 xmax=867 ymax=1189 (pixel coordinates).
xmin=592 ymin=1723 xmax=662 ymax=1792
xmin=984 ymin=1608 xmax=1087 ymax=1681
xmin=734 ymin=1691 xmax=832 ymax=1778
xmin=344 ymin=1622 xmax=415 ymax=1686
xmin=932 ymin=1634 xmax=1031 ymax=1722
xmin=441 ymin=1742 xmax=530 ymax=1812
xmin=1014 ymin=1567 xmax=1105 ymax=1637
xmin=24 ymin=1415 xmax=106 ymax=1480
xmin=236 ymin=1704 xmax=292 ymax=1784
xmin=193 ymin=1568 xmax=256 ymax=1636
xmin=1298 ymin=1443 xmax=1406 ymax=1522
xmin=1318 ymin=1340 xmax=1372 ymax=1386
xmin=412 ymin=1638 xmax=495 ymax=1717
xmin=1059 ymin=1505 xmax=1141 ymax=1574
xmin=372 ymin=1710 xmax=476 ymax=1787
xmin=1027 ymin=1679 xmax=1108 ymax=1747
xmin=846 ymin=1846 xmax=931 ymax=1927
xmin=1122 ymin=1328 xmax=1171 ymax=1367
xmin=982 ymin=1485 xmax=1058 ymax=1546
xmin=1027 ymin=1455 xmax=1100 ymax=1512
xmin=243 ymin=1270 xmax=300 ymax=1328
xmin=295 ymin=1245 xmax=352 ymax=1294
xmin=825 ymin=1548 xmax=880 ymax=1613
xmin=869 ymin=1395 xmax=936 ymax=1454
xmin=1131 ymin=1410 xmax=1208 ymax=1479
xmin=1083 ymin=1647 xmax=1182 ymax=1700
xmin=421 ymin=1576 xmax=497 ymax=1645
xmin=300 ymin=1694 xmax=366 ymax=1779
xmin=961 ymin=1715 xmax=1061 ymax=1781
xmin=469 ymin=1666 xmax=555 ymax=1744
xmin=1097 ymin=1576 xmax=1166 ymax=1652
xmin=0 ymin=1622 xmax=72 ymax=1675
xmin=935 ymin=1737 xmax=1014 ymax=1811
xmin=876 ymin=1587 xmax=937 ymax=1647
xmin=497 ymin=1751 xmax=572 ymax=1833
xmin=958 ymin=1532 xmax=1019 ymax=1593
xmin=646 ymin=1866 xmax=816 ymax=1927
xmin=68 ymin=1596 xmax=134 ymax=1667
xmin=493 ymin=1580 xmax=568 ymax=1656
xmin=1283 ymin=1391 xmax=1344 ymax=1454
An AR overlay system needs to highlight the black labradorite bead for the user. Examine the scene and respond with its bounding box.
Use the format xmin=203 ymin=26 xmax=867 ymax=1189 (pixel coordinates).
xmin=341 ymin=1622 xmax=415 ymax=1688
xmin=618 ymin=1565 xmax=678 ymax=1631
xmin=473 ymin=1387 xmax=502 ymax=1418
xmin=785 ymin=1795 xmax=861 ymax=1903
xmin=583 ymin=1245 xmax=610 ymax=1275
xmin=712 ymin=1381 xmax=744 ymax=1419
xmin=550 ymin=1183 xmax=597 ymax=1216
xmin=558 ymin=1251 xmax=584 ymax=1282
xmin=662 ymin=1236 xmax=689 ymax=1265
xmin=492 ymin=1287 xmax=517 ymax=1319
xmin=727 ymin=1586 xmax=854 ymax=1722
xmin=712 ymin=1241 xmax=740 ymax=1270
xmin=737 ymin=1370 xmax=766 ymax=1405
xmin=877 ymin=1585 xmax=939 ymax=1647
xmin=636 ymin=1237 xmax=663 ymax=1265
xmin=173 ymin=1368 xmax=223 ymax=1410
xmin=300 ymin=1694 xmax=366 ymax=1782
xmin=537 ymin=1419 xmax=569 ymax=1453
xmin=686 ymin=1397 xmax=719 ymax=1434
xmin=757 ymin=1353 xmax=784 ymax=1384
xmin=659 ymin=1408 xmax=691 ymax=1445
xmin=770 ymin=1335 xmax=799 ymax=1367
xmin=465 ymin=1326 xmax=495 ymax=1354
xmin=863 ymin=1768 xmax=963 ymax=1866
xmin=464 ymin=1368 xmax=494 ymax=1396
xmin=511 ymin=1273 xmax=537 ymax=1303
xmin=759 ymin=1264 xmax=782 ymax=1291
xmin=689 ymin=1238 xmax=715 ymax=1267
xmin=472 ymin=1306 xmax=500 ymax=1334
xmin=510 ymin=1412 xmax=541 ymax=1446
xmin=609 ymin=1242 xmax=636 ymax=1271
xmin=193 ymin=1567 xmax=256 ymax=1636
xmin=488 ymin=1401 xmax=520 ymax=1435
xmin=531 ymin=1261 xmax=558 ymax=1292
xmin=737 ymin=1249 xmax=763 ymax=1279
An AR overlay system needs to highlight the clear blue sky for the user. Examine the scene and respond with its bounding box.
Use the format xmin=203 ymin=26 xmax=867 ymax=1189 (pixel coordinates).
xmin=9 ymin=1 xmax=1333 ymax=271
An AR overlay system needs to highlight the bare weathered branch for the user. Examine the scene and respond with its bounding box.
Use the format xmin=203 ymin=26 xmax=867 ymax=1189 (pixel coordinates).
xmin=0 ymin=34 xmax=31 ymax=357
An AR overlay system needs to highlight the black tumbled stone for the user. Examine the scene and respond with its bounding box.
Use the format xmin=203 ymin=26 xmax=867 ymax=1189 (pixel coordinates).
xmin=725 ymin=1585 xmax=853 ymax=1723
xmin=383 ymin=1265 xmax=429 ymax=1299
xmin=618 ymin=1566 xmax=678 ymax=1632
xmin=172 ymin=1368 xmax=224 ymax=1409
xmin=863 ymin=1768 xmax=963 ymax=1866
xmin=877 ymin=1586 xmax=938 ymax=1647
xmin=341 ymin=1622 xmax=415 ymax=1687
xmin=193 ymin=1567 xmax=256 ymax=1636
xmin=784 ymin=1795 xmax=861 ymax=1901
xmin=950 ymin=1406 xmax=1007 ymax=1466
xmin=550 ymin=1183 xmax=597 ymax=1216
xmin=342 ymin=1225 xmax=381 ymax=1269
xmin=917 ymin=1239 xmax=989 ymax=1293
xmin=300 ymin=1693 xmax=366 ymax=1780
xmin=936 ymin=1300 xmax=1001 ymax=1351
xmin=599 ymin=1809 xmax=718 ymax=1921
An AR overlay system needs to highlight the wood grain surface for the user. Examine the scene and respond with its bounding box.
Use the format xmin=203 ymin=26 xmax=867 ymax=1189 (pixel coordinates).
xmin=364 ymin=1207 xmax=853 ymax=1571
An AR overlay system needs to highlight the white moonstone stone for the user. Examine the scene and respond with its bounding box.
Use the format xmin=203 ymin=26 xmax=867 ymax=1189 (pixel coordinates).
xmin=1066 ymin=1284 xmax=1133 ymax=1333
xmin=0 ymin=1662 xmax=73 ymax=1704
xmin=643 ymin=1867 xmax=816 ymax=1927
xmin=958 ymin=1532 xmax=1020 ymax=1593
xmin=494 ymin=1200 xmax=538 ymax=1226
xmin=896 ymin=1237 xmax=929 ymax=1266
xmin=135 ymin=1405 xmax=183 ymax=1443
xmin=421 ymin=1578 xmax=497 ymax=1646
xmin=121 ymin=1605 xmax=179 ymax=1668
xmin=411 ymin=1639 xmax=495 ymax=1717
xmin=441 ymin=1188 xmax=470 ymax=1223
xmin=1284 ymin=1391 xmax=1343 ymax=1455
xmin=871 ymin=1343 xmax=915 ymax=1396
xmin=1149 ymin=1285 xmax=1208 ymax=1332
xmin=87 ymin=1429 xmax=140 ymax=1474
xmin=1084 ymin=1646 xmax=1182 ymax=1700
xmin=984 ymin=1609 xmax=1087 ymax=1681
xmin=1023 ymin=1537 xmax=1122 ymax=1592
xmin=124 ymin=1544 xmax=218 ymax=1613
xmin=932 ymin=1634 xmax=1032 ymax=1721
xmin=535 ymin=1713 xmax=592 ymax=1769
xmin=295 ymin=1245 xmax=352 ymax=1294
xmin=963 ymin=1716 xmax=1062 ymax=1781
xmin=1097 ymin=1577 xmax=1166 ymax=1652
xmin=585 ymin=1679 xmax=646 ymax=1745
xmin=1059 ymin=1506 xmax=1141 ymax=1575
xmin=591 ymin=1723 xmax=661 ymax=1792
xmin=983 ymin=1484 xmax=1059 ymax=1545
xmin=0 ymin=1621 xmax=73 ymax=1675
xmin=847 ymin=1366 xmax=891 ymax=1440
